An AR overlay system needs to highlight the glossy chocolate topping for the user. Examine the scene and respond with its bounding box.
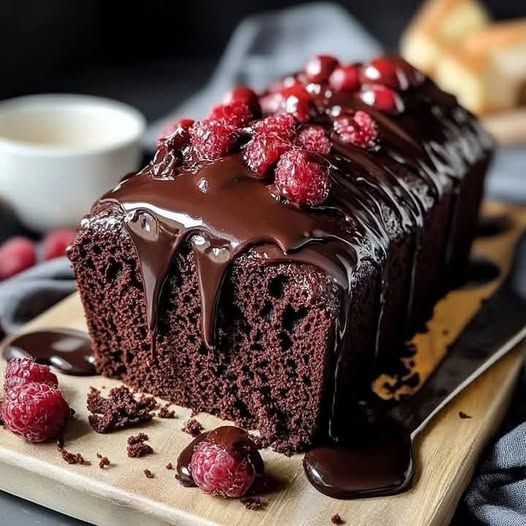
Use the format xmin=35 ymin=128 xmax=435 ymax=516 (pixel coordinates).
xmin=99 ymin=57 xmax=492 ymax=442
xmin=2 ymin=329 xmax=97 ymax=376
xmin=303 ymin=419 xmax=414 ymax=499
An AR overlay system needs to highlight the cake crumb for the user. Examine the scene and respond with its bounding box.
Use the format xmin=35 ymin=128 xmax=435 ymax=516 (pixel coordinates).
xmin=165 ymin=462 xmax=174 ymax=470
xmin=331 ymin=514 xmax=345 ymax=525
xmin=158 ymin=403 xmax=177 ymax=419
xmin=58 ymin=446 xmax=91 ymax=466
xmin=240 ymin=496 xmax=266 ymax=510
xmin=143 ymin=469 xmax=155 ymax=479
xmin=87 ymin=386 xmax=157 ymax=434
xmin=98 ymin=456 xmax=111 ymax=469
xmin=182 ymin=418 xmax=203 ymax=436
xmin=127 ymin=432 xmax=154 ymax=458
xmin=459 ymin=411 xmax=472 ymax=419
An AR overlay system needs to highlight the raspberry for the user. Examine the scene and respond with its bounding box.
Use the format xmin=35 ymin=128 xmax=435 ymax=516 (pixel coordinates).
xmin=305 ymin=54 xmax=339 ymax=83
xmin=190 ymin=119 xmax=238 ymax=161
xmin=333 ymin=111 xmax=378 ymax=149
xmin=42 ymin=229 xmax=77 ymax=261
xmin=254 ymin=114 xmax=297 ymax=140
xmin=190 ymin=437 xmax=258 ymax=498
xmin=158 ymin=118 xmax=194 ymax=150
xmin=274 ymin=149 xmax=330 ymax=206
xmin=359 ymin=85 xmax=405 ymax=114
xmin=222 ymin=86 xmax=260 ymax=114
xmin=243 ymin=135 xmax=291 ymax=176
xmin=4 ymin=358 xmax=59 ymax=391
xmin=296 ymin=126 xmax=332 ymax=155
xmin=0 ymin=237 xmax=36 ymax=280
xmin=329 ymin=64 xmax=361 ymax=92
xmin=280 ymin=84 xmax=313 ymax=122
xmin=209 ymin=101 xmax=253 ymax=127
xmin=2 ymin=383 xmax=70 ymax=443
xmin=361 ymin=57 xmax=424 ymax=90
xmin=260 ymin=84 xmax=313 ymax=122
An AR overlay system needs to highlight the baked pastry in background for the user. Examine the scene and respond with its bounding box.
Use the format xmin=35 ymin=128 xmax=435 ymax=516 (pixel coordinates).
xmin=402 ymin=0 xmax=526 ymax=116
xmin=435 ymin=19 xmax=526 ymax=114
xmin=401 ymin=0 xmax=489 ymax=75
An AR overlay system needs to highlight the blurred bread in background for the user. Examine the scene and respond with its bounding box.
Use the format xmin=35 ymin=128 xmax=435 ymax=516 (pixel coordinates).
xmin=401 ymin=0 xmax=526 ymax=118
xmin=435 ymin=20 xmax=526 ymax=114
xmin=401 ymin=0 xmax=490 ymax=75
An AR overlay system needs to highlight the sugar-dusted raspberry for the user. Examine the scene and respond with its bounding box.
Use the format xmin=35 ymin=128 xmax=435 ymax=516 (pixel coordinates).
xmin=4 ymin=358 xmax=59 ymax=391
xmin=189 ymin=118 xmax=239 ymax=161
xmin=158 ymin=118 xmax=194 ymax=150
xmin=0 ymin=237 xmax=37 ymax=280
xmin=333 ymin=111 xmax=379 ymax=149
xmin=209 ymin=101 xmax=253 ymax=127
xmin=296 ymin=126 xmax=332 ymax=155
xmin=361 ymin=57 xmax=424 ymax=90
xmin=305 ymin=54 xmax=339 ymax=83
xmin=243 ymin=135 xmax=292 ymax=177
xmin=189 ymin=427 xmax=261 ymax=498
xmin=2 ymin=383 xmax=70 ymax=443
xmin=275 ymin=149 xmax=330 ymax=206
xmin=222 ymin=86 xmax=260 ymax=114
xmin=359 ymin=85 xmax=404 ymax=114
xmin=329 ymin=64 xmax=361 ymax=93
xmin=254 ymin=113 xmax=297 ymax=139
xmin=42 ymin=229 xmax=77 ymax=261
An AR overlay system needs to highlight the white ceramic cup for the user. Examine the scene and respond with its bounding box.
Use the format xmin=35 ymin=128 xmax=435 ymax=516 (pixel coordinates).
xmin=0 ymin=94 xmax=146 ymax=232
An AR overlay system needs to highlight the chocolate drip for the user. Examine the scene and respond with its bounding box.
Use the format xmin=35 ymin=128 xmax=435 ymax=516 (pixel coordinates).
xmin=303 ymin=419 xmax=414 ymax=499
xmin=2 ymin=329 xmax=97 ymax=376
xmin=99 ymin=73 xmax=492 ymax=442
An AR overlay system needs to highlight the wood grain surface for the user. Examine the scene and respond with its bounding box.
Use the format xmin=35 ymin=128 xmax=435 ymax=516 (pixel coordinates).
xmin=0 ymin=202 xmax=524 ymax=526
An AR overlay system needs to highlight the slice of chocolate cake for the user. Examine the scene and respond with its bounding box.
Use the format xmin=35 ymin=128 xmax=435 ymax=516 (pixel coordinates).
xmin=69 ymin=55 xmax=493 ymax=453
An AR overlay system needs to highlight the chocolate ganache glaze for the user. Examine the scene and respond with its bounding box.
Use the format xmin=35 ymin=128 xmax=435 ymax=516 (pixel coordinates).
xmin=3 ymin=329 xmax=96 ymax=376
xmin=99 ymin=57 xmax=492 ymax=446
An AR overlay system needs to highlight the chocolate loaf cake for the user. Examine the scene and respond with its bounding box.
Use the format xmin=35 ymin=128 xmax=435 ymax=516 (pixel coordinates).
xmin=69 ymin=55 xmax=493 ymax=452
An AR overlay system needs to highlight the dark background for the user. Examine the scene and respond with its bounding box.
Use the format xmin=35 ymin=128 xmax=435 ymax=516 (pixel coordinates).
xmin=1 ymin=0 xmax=524 ymax=122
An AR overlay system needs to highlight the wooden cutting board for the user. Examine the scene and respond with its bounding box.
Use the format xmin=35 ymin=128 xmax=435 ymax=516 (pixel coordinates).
xmin=0 ymin=201 xmax=525 ymax=526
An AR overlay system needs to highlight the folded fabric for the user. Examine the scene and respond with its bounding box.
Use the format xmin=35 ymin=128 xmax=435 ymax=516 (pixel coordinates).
xmin=0 ymin=258 xmax=74 ymax=335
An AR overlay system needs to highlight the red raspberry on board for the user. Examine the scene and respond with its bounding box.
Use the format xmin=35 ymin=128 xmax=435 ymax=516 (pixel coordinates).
xmin=305 ymin=54 xmax=339 ymax=83
xmin=42 ymin=229 xmax=77 ymax=261
xmin=2 ymin=382 xmax=70 ymax=443
xmin=333 ymin=111 xmax=379 ymax=149
xmin=359 ymin=84 xmax=405 ymax=114
xmin=329 ymin=64 xmax=361 ymax=93
xmin=274 ymin=149 xmax=330 ymax=206
xmin=0 ymin=237 xmax=37 ymax=280
xmin=190 ymin=118 xmax=239 ymax=161
xmin=4 ymin=358 xmax=59 ymax=391
xmin=297 ymin=126 xmax=332 ymax=155
xmin=190 ymin=440 xmax=256 ymax=498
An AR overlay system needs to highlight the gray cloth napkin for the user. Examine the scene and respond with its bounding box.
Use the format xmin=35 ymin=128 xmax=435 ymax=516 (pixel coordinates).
xmin=0 ymin=257 xmax=74 ymax=335
xmin=0 ymin=4 xmax=525 ymax=525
